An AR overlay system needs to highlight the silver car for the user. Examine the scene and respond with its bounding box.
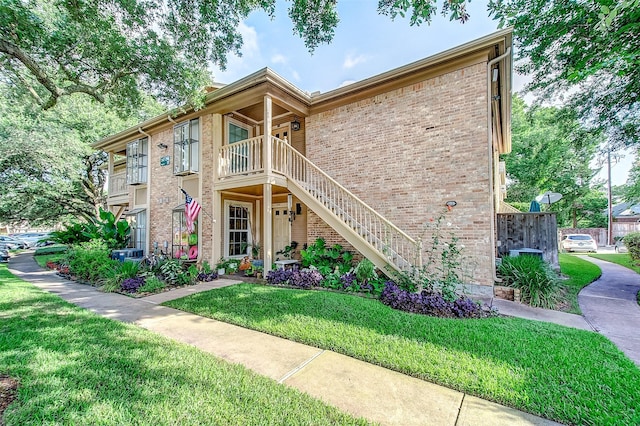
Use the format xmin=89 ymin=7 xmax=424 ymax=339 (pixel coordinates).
xmin=0 ymin=235 xmax=28 ymax=250
xmin=615 ymin=239 xmax=629 ymax=254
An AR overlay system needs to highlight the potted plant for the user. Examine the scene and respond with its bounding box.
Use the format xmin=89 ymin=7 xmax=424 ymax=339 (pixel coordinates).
xmin=216 ymin=258 xmax=227 ymax=276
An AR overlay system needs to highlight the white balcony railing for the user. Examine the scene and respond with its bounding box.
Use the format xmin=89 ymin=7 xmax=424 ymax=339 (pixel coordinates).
xmin=108 ymin=171 xmax=127 ymax=198
xmin=218 ymin=136 xmax=264 ymax=178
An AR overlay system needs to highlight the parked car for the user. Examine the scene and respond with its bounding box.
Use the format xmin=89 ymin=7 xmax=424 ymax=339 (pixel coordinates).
xmin=0 ymin=244 xmax=9 ymax=262
xmin=12 ymin=232 xmax=51 ymax=247
xmin=0 ymin=235 xmax=28 ymax=250
xmin=615 ymin=239 xmax=629 ymax=254
xmin=561 ymin=234 xmax=598 ymax=253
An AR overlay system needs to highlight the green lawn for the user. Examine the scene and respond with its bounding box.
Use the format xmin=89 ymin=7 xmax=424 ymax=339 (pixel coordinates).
xmin=590 ymin=252 xmax=640 ymax=274
xmin=164 ymin=283 xmax=640 ymax=426
xmin=557 ymin=253 xmax=602 ymax=314
xmin=0 ymin=265 xmax=368 ymax=426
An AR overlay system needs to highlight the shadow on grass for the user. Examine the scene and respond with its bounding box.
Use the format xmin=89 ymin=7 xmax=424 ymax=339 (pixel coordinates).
xmin=0 ymin=277 xmax=368 ymax=425
xmin=165 ymin=283 xmax=640 ymax=425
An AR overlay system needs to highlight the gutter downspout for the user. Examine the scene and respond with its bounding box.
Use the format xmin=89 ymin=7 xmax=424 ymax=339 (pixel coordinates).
xmin=487 ymin=46 xmax=511 ymax=284
xmin=138 ymin=127 xmax=151 ymax=138
xmin=137 ymin=127 xmax=153 ymax=256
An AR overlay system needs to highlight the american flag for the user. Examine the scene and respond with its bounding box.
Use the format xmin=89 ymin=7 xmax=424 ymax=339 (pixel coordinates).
xmin=181 ymin=189 xmax=201 ymax=233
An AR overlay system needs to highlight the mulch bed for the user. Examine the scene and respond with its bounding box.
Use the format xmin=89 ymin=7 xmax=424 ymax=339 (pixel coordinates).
xmin=0 ymin=376 xmax=18 ymax=425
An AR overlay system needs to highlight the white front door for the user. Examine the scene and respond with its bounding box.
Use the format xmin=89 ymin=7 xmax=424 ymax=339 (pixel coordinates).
xmin=272 ymin=203 xmax=290 ymax=259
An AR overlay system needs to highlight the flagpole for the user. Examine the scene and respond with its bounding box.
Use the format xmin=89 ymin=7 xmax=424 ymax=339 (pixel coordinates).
xmin=179 ymin=187 xmax=215 ymax=222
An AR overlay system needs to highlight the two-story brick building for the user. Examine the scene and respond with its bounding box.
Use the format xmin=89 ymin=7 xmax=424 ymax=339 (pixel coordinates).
xmin=93 ymin=29 xmax=513 ymax=296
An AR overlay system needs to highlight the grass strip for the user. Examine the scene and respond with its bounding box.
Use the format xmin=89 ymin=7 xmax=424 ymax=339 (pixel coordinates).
xmin=557 ymin=254 xmax=602 ymax=314
xmin=590 ymin=253 xmax=640 ymax=274
xmin=165 ymin=283 xmax=640 ymax=426
xmin=0 ymin=265 xmax=369 ymax=426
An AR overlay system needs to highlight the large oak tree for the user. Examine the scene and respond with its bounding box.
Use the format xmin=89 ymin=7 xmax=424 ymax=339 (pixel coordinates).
xmin=1 ymin=0 xmax=471 ymax=115
xmin=489 ymin=0 xmax=640 ymax=147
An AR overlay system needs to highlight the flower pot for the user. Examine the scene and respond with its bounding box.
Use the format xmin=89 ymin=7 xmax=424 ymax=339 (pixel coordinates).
xmin=218 ymin=268 xmax=225 ymax=276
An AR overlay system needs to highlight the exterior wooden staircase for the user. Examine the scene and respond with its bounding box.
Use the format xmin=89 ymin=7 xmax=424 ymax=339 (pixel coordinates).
xmin=272 ymin=138 xmax=422 ymax=275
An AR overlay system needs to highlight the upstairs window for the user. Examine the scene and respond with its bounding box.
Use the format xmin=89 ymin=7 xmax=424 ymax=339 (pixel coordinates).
xmin=174 ymin=118 xmax=199 ymax=175
xmin=126 ymin=137 xmax=148 ymax=185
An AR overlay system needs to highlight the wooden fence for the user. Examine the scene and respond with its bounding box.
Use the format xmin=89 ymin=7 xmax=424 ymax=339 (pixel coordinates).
xmin=497 ymin=213 xmax=558 ymax=266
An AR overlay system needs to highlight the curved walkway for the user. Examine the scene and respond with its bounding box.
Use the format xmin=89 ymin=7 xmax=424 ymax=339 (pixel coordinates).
xmin=579 ymin=256 xmax=640 ymax=366
xmin=6 ymin=252 xmax=560 ymax=426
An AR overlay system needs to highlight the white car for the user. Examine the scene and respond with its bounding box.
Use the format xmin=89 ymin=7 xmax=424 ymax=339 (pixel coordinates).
xmin=561 ymin=234 xmax=597 ymax=253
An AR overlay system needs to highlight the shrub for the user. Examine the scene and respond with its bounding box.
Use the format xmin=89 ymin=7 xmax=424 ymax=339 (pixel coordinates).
xmin=300 ymin=238 xmax=353 ymax=275
xmin=121 ymin=277 xmax=145 ymax=293
xmin=101 ymin=260 xmax=140 ymax=292
xmin=34 ymin=245 xmax=68 ymax=255
xmin=67 ymin=240 xmax=115 ymax=283
xmin=380 ymin=281 xmax=492 ymax=318
xmin=137 ymin=276 xmax=167 ymax=293
xmin=289 ymin=269 xmax=323 ymax=289
xmin=159 ymin=259 xmax=185 ymax=284
xmin=624 ymin=232 xmax=640 ymax=261
xmin=498 ymin=255 xmax=560 ymax=309
xmin=266 ymin=268 xmax=294 ymax=285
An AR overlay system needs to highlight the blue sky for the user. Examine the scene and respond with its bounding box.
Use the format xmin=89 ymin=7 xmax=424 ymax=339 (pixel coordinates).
xmin=210 ymin=0 xmax=632 ymax=185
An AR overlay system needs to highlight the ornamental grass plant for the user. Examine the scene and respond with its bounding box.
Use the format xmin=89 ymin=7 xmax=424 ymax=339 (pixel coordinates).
xmin=498 ymin=255 xmax=560 ymax=308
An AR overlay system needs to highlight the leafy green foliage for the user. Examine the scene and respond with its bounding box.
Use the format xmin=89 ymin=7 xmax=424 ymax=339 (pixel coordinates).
xmin=67 ymin=240 xmax=118 ymax=283
xmin=489 ymin=1 xmax=640 ymax=147
xmin=33 ymin=244 xmax=67 ymax=255
xmin=300 ymin=238 xmax=354 ymax=276
xmin=498 ymin=255 xmax=560 ymax=309
xmin=50 ymin=208 xmax=130 ymax=249
xmin=623 ymin=232 xmax=640 ymax=262
xmin=137 ymin=276 xmax=167 ymax=293
xmin=397 ymin=211 xmax=468 ymax=300
xmin=1 ymin=1 xmax=471 ymax=114
xmin=501 ymin=96 xmax=606 ymax=227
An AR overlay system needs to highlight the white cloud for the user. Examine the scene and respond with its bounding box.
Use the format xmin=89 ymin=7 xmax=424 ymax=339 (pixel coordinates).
xmin=271 ymin=53 xmax=288 ymax=64
xmin=238 ymin=22 xmax=259 ymax=58
xmin=291 ymin=70 xmax=300 ymax=81
xmin=343 ymin=53 xmax=368 ymax=69
xmin=338 ymin=80 xmax=357 ymax=88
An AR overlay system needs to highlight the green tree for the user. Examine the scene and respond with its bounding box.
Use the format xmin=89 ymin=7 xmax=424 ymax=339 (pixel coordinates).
xmin=1 ymin=0 xmax=472 ymax=114
xmin=0 ymin=83 xmax=161 ymax=226
xmin=502 ymin=96 xmax=604 ymax=227
xmin=489 ymin=0 xmax=640 ymax=147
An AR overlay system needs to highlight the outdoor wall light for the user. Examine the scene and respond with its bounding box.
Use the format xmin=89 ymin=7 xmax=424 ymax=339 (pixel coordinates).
xmin=157 ymin=143 xmax=168 ymax=150
xmin=445 ymin=200 xmax=457 ymax=211
xmin=288 ymin=194 xmax=296 ymax=222
xmin=291 ymin=117 xmax=301 ymax=131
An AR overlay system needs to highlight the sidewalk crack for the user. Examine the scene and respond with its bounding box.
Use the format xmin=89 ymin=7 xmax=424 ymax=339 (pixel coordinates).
xmin=278 ymin=350 xmax=325 ymax=384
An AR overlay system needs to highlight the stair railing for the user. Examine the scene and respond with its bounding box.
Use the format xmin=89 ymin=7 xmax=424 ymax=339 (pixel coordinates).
xmin=272 ymin=137 xmax=422 ymax=272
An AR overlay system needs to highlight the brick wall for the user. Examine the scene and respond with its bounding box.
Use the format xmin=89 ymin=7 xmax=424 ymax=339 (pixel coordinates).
xmin=305 ymin=62 xmax=494 ymax=286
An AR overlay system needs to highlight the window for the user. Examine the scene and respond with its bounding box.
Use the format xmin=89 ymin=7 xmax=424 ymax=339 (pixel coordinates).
xmin=225 ymin=201 xmax=252 ymax=257
xmin=127 ymin=209 xmax=147 ymax=252
xmin=172 ymin=207 xmax=199 ymax=260
xmin=126 ymin=138 xmax=148 ymax=184
xmin=227 ymin=119 xmax=250 ymax=174
xmin=174 ymin=118 xmax=199 ymax=175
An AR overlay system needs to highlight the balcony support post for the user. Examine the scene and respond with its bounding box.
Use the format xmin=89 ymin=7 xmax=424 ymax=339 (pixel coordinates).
xmin=263 ymin=95 xmax=273 ymax=177
xmin=263 ymin=183 xmax=273 ymax=275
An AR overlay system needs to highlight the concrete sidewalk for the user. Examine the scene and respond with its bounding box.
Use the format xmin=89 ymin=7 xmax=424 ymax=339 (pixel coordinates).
xmin=7 ymin=252 xmax=562 ymax=425
xmin=579 ymin=256 xmax=640 ymax=366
